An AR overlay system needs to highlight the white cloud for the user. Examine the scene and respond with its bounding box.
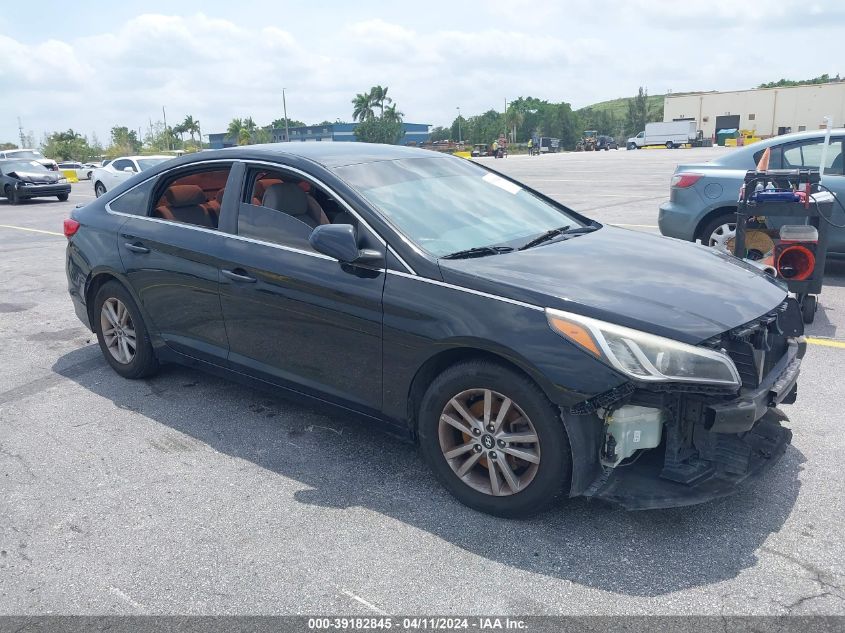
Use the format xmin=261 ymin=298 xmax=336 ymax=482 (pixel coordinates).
xmin=0 ymin=2 xmax=843 ymax=145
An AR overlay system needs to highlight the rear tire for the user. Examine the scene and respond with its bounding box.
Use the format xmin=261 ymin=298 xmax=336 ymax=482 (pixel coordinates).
xmin=93 ymin=281 xmax=159 ymax=379
xmin=666 ymin=141 xmax=674 ymax=149
xmin=94 ymin=182 xmax=106 ymax=197
xmin=418 ymin=360 xmax=570 ymax=518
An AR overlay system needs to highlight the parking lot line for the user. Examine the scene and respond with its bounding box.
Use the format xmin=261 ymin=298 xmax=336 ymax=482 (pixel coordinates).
xmin=806 ymin=336 xmax=845 ymax=349
xmin=0 ymin=224 xmax=64 ymax=237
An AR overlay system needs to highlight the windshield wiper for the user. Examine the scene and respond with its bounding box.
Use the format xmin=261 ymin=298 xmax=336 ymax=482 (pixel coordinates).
xmin=441 ymin=245 xmax=515 ymax=260
xmin=518 ymin=224 xmax=598 ymax=250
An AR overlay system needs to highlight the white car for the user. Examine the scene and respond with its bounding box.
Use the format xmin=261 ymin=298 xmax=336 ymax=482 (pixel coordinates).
xmin=0 ymin=148 xmax=58 ymax=171
xmin=92 ymin=155 xmax=171 ymax=197
xmin=57 ymin=162 xmax=93 ymax=180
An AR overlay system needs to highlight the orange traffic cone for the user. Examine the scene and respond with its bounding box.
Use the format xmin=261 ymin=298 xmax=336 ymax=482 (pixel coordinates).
xmin=756 ymin=147 xmax=771 ymax=171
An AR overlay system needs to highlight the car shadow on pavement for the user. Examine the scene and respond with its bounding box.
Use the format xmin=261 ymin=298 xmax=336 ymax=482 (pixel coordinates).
xmin=54 ymin=345 xmax=804 ymax=598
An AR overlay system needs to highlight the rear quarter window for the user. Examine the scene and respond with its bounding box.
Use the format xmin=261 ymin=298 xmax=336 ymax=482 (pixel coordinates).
xmin=109 ymin=179 xmax=155 ymax=215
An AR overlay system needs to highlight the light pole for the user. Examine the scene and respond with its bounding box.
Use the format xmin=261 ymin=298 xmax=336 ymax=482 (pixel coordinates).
xmin=456 ymin=106 xmax=462 ymax=144
xmin=282 ymin=88 xmax=290 ymax=142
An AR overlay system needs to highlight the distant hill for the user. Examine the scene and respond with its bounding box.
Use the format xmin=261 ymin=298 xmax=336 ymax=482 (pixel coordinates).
xmin=576 ymin=94 xmax=665 ymax=117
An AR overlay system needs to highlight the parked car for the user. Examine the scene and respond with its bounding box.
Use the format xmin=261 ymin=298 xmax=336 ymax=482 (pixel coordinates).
xmin=471 ymin=144 xmax=489 ymax=157
xmin=0 ymin=148 xmax=58 ymax=171
xmin=91 ymin=155 xmax=171 ymax=197
xmin=596 ymin=135 xmax=619 ymax=151
xmin=659 ymin=129 xmax=845 ymax=256
xmin=57 ymin=161 xmax=92 ymax=180
xmin=66 ymin=143 xmax=803 ymax=516
xmin=0 ymin=159 xmax=70 ymax=204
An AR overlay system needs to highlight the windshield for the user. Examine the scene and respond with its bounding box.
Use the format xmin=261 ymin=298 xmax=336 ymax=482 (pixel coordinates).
xmin=334 ymin=157 xmax=583 ymax=257
xmin=137 ymin=158 xmax=168 ymax=171
xmin=1 ymin=160 xmax=47 ymax=174
xmin=7 ymin=150 xmax=44 ymax=160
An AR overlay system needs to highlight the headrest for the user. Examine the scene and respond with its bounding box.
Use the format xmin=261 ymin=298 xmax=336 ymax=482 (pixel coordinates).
xmin=215 ymin=188 xmax=225 ymax=203
xmin=254 ymin=178 xmax=283 ymax=199
xmin=262 ymin=183 xmax=307 ymax=216
xmin=165 ymin=184 xmax=206 ymax=207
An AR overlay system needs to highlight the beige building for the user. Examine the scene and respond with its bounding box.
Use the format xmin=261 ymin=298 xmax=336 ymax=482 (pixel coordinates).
xmin=663 ymin=82 xmax=845 ymax=139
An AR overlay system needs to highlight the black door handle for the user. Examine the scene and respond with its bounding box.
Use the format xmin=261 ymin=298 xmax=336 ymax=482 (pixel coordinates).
xmin=124 ymin=242 xmax=150 ymax=254
xmin=221 ymin=268 xmax=257 ymax=283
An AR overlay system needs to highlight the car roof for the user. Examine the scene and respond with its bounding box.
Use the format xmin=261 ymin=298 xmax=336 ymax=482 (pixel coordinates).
xmin=709 ymin=127 xmax=845 ymax=166
xmin=215 ymin=142 xmax=445 ymax=169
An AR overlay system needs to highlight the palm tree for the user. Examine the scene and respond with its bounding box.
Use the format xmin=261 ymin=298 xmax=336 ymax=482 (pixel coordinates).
xmin=383 ymin=103 xmax=404 ymax=124
xmin=227 ymin=117 xmax=244 ymax=142
xmin=182 ymin=115 xmax=200 ymax=146
xmin=352 ymin=92 xmax=375 ymax=122
xmin=370 ymin=85 xmax=392 ymax=117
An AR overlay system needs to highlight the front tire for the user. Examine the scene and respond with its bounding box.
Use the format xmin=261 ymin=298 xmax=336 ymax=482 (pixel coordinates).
xmin=418 ymin=361 xmax=570 ymax=518
xmin=666 ymin=141 xmax=674 ymax=149
xmin=5 ymin=185 xmax=20 ymax=205
xmin=57 ymin=193 xmax=69 ymax=201
xmin=93 ymin=281 xmax=159 ymax=379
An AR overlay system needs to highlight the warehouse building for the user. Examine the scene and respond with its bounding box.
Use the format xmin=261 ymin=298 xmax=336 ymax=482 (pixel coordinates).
xmin=209 ymin=122 xmax=431 ymax=149
xmin=663 ymin=81 xmax=845 ymax=139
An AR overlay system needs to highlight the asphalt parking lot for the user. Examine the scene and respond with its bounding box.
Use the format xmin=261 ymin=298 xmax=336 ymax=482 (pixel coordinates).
xmin=1 ymin=149 xmax=844 ymax=616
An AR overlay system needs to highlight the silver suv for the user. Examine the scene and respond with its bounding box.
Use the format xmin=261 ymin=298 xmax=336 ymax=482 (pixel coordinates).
xmin=658 ymin=130 xmax=845 ymax=256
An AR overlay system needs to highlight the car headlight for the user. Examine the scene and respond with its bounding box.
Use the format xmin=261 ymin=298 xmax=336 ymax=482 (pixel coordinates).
xmin=545 ymin=308 xmax=740 ymax=387
xmin=58 ymin=177 xmax=68 ymax=183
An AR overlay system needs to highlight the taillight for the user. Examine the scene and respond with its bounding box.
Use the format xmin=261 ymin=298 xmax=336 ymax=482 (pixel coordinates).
xmin=63 ymin=218 xmax=80 ymax=238
xmin=670 ymin=173 xmax=703 ymax=188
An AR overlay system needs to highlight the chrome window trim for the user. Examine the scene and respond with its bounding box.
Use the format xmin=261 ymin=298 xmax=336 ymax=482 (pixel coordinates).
xmin=105 ymin=157 xmax=416 ymax=274
xmin=387 ymin=245 xmax=416 ymax=275
xmin=385 ymin=269 xmax=542 ymax=312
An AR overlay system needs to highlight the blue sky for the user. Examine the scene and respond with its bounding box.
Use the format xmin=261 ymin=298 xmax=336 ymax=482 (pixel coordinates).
xmin=1 ymin=0 xmax=843 ymax=146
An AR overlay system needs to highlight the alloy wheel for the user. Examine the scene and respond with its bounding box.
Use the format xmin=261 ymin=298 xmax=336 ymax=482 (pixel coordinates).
xmin=438 ymin=388 xmax=541 ymax=497
xmin=100 ymin=297 xmax=136 ymax=364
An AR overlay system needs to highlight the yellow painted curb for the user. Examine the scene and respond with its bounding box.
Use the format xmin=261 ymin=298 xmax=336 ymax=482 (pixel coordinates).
xmin=61 ymin=170 xmax=79 ymax=183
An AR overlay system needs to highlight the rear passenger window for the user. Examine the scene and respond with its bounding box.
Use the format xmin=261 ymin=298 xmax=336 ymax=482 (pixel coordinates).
xmin=238 ymin=167 xmax=353 ymax=249
xmin=110 ymin=179 xmax=155 ymax=215
xmin=150 ymin=166 xmax=232 ymax=229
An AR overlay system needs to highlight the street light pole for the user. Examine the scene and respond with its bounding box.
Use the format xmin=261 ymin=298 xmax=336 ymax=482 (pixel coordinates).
xmin=282 ymin=89 xmax=290 ymax=142
xmin=456 ymin=106 xmax=462 ymax=144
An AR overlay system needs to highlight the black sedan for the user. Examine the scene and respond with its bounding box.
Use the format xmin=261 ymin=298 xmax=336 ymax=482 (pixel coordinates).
xmin=65 ymin=143 xmax=804 ymax=516
xmin=1 ymin=159 xmax=71 ymax=204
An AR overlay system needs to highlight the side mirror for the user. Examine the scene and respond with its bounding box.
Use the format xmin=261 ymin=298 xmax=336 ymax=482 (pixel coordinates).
xmin=309 ymin=224 xmax=382 ymax=265
xmin=123 ymin=166 xmax=135 ymax=173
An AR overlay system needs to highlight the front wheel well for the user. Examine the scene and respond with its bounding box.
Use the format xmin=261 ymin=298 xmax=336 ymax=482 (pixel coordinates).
xmin=407 ymin=347 xmax=545 ymax=439
xmin=694 ymin=206 xmax=738 ymax=242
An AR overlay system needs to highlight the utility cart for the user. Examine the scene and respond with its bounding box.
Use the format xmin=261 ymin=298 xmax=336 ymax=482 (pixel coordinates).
xmin=733 ymin=168 xmax=833 ymax=324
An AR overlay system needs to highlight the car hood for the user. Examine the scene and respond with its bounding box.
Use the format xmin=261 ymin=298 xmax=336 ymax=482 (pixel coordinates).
xmin=438 ymin=226 xmax=787 ymax=344
xmin=9 ymin=170 xmax=59 ymax=184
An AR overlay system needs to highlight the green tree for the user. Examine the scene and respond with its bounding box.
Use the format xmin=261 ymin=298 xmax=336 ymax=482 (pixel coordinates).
xmin=0 ymin=142 xmax=17 ymax=150
xmin=430 ymin=126 xmax=450 ymax=142
xmin=625 ymin=87 xmax=661 ymax=137
xmin=269 ymin=118 xmax=306 ymax=130
xmin=352 ymin=92 xmax=376 ymax=122
xmin=354 ymin=118 xmax=404 ymax=144
xmin=383 ymin=103 xmax=404 ymax=124
xmin=758 ymin=73 xmax=833 ymax=88
xmin=181 ymin=115 xmax=200 ymax=147
xmin=370 ymin=85 xmax=392 ymax=117
xmin=109 ymin=126 xmax=141 ymax=156
xmin=41 ymin=129 xmax=96 ymax=161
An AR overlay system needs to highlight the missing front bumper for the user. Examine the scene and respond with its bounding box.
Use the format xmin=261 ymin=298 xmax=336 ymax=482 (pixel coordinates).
xmin=584 ymin=408 xmax=792 ymax=510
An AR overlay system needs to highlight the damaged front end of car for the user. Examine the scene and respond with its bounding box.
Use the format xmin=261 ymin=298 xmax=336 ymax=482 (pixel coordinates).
xmin=553 ymin=298 xmax=805 ymax=510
